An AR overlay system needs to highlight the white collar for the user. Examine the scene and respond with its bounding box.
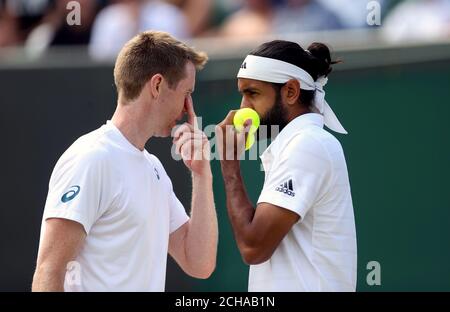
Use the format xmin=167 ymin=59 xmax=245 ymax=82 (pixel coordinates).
xmin=105 ymin=120 xmax=146 ymax=156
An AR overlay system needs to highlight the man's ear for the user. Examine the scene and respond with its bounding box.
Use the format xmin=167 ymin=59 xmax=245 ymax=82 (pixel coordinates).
xmin=149 ymin=74 xmax=163 ymax=99
xmin=283 ymin=79 xmax=301 ymax=106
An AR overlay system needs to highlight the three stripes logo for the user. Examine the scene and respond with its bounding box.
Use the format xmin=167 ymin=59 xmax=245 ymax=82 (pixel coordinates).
xmin=275 ymin=179 xmax=295 ymax=197
xmin=240 ymin=61 xmax=247 ymax=69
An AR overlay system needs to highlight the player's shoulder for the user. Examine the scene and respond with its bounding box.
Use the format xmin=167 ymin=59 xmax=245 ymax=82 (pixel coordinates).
xmin=290 ymin=127 xmax=341 ymax=149
xmin=286 ymin=126 xmax=343 ymax=155
xmin=54 ymin=127 xmax=113 ymax=174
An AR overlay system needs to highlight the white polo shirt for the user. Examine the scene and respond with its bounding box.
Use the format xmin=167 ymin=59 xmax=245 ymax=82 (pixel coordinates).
xmin=39 ymin=121 xmax=189 ymax=291
xmin=250 ymin=113 xmax=357 ymax=292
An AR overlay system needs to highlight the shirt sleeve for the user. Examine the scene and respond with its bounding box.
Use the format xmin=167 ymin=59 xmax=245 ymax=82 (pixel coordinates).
xmin=257 ymin=133 xmax=332 ymax=221
xmin=168 ymin=188 xmax=190 ymax=234
xmin=43 ymin=149 xmax=112 ymax=234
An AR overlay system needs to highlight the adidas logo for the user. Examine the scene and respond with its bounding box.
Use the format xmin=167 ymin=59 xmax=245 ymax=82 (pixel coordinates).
xmin=275 ymin=179 xmax=295 ymax=197
xmin=240 ymin=62 xmax=247 ymax=69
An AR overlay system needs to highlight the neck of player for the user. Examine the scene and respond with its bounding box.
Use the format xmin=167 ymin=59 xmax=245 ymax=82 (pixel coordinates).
xmin=111 ymin=99 xmax=156 ymax=151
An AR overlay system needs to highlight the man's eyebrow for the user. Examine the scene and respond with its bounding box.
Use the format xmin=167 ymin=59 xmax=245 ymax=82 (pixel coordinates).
xmin=240 ymin=87 xmax=259 ymax=93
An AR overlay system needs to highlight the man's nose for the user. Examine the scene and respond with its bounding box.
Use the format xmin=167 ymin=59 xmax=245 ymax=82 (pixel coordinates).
xmin=240 ymin=98 xmax=253 ymax=109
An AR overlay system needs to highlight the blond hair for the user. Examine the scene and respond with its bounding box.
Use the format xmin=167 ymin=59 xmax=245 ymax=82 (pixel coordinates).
xmin=114 ymin=31 xmax=208 ymax=102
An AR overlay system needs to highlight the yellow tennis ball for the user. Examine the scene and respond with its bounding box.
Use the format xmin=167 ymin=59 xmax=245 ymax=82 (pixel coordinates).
xmin=233 ymin=108 xmax=260 ymax=134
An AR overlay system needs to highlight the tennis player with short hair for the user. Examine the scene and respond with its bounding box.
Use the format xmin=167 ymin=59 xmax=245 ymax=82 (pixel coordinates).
xmin=32 ymin=31 xmax=218 ymax=291
xmin=216 ymin=40 xmax=357 ymax=291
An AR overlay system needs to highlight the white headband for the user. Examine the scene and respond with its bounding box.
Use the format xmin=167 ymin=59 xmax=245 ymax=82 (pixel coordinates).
xmin=237 ymin=55 xmax=347 ymax=134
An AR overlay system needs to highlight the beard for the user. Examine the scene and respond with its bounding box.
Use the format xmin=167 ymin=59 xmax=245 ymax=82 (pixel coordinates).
xmin=257 ymin=90 xmax=289 ymax=140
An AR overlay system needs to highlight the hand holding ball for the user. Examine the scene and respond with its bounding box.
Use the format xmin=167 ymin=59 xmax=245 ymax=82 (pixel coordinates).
xmin=233 ymin=108 xmax=260 ymax=150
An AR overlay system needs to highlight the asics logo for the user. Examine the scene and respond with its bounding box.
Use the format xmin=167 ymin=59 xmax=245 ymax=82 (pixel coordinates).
xmin=61 ymin=185 xmax=80 ymax=203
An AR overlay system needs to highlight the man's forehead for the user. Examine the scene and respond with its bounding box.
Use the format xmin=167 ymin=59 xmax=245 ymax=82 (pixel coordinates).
xmin=180 ymin=79 xmax=195 ymax=92
xmin=179 ymin=64 xmax=196 ymax=90
xmin=237 ymin=78 xmax=270 ymax=90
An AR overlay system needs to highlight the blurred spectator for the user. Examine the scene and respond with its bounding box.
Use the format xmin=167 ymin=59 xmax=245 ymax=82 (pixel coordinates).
xmin=26 ymin=0 xmax=103 ymax=55
xmin=218 ymin=0 xmax=345 ymax=38
xmin=0 ymin=0 xmax=52 ymax=47
xmin=382 ymin=0 xmax=450 ymax=42
xmin=317 ymin=0 xmax=390 ymax=29
xmin=272 ymin=0 xmax=344 ymax=34
xmin=48 ymin=0 xmax=102 ymax=45
xmin=7 ymin=0 xmax=441 ymax=57
xmin=219 ymin=0 xmax=275 ymax=37
xmin=89 ymin=0 xmax=189 ymax=60
xmin=0 ymin=5 xmax=20 ymax=47
xmin=167 ymin=0 xmax=213 ymax=36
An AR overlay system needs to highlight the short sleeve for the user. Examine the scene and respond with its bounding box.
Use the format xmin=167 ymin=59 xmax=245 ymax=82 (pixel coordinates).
xmin=43 ymin=149 xmax=112 ymax=234
xmin=168 ymin=189 xmax=190 ymax=234
xmin=257 ymin=134 xmax=331 ymax=220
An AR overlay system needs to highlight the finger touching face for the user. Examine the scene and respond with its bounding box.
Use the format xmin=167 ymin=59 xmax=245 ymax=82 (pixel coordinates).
xmin=184 ymin=93 xmax=198 ymax=129
xmin=159 ymin=62 xmax=196 ymax=135
xmin=176 ymin=62 xmax=197 ymax=126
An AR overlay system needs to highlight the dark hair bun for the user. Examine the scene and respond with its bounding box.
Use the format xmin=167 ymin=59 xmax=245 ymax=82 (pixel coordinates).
xmin=307 ymin=42 xmax=334 ymax=78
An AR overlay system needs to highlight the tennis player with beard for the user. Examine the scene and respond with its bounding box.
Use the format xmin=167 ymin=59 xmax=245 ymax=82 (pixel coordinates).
xmin=215 ymin=40 xmax=357 ymax=291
